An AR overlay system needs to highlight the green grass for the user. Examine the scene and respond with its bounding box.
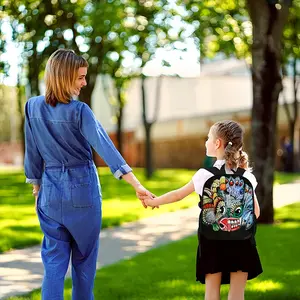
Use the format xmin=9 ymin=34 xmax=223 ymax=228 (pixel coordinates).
xmin=0 ymin=167 xmax=197 ymax=253
xmin=7 ymin=203 xmax=300 ymax=300
xmin=1 ymin=167 xmax=300 ymax=254
xmin=274 ymin=171 xmax=300 ymax=185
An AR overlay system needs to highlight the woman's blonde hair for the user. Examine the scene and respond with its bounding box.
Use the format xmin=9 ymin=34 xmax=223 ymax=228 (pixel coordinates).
xmin=211 ymin=120 xmax=250 ymax=170
xmin=45 ymin=49 xmax=88 ymax=106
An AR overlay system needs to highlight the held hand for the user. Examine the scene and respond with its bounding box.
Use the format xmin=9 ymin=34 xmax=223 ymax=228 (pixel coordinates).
xmin=135 ymin=185 xmax=159 ymax=209
xmin=144 ymin=196 xmax=157 ymax=208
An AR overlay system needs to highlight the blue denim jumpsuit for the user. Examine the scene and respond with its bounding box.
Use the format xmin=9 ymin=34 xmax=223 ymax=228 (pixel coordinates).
xmin=24 ymin=96 xmax=132 ymax=300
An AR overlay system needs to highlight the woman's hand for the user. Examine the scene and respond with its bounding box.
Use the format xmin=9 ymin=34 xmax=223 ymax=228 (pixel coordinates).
xmin=35 ymin=195 xmax=38 ymax=212
xmin=135 ymin=185 xmax=158 ymax=209
xmin=120 ymin=172 xmax=158 ymax=209
xmin=143 ymin=196 xmax=158 ymax=208
xmin=32 ymin=185 xmax=39 ymax=212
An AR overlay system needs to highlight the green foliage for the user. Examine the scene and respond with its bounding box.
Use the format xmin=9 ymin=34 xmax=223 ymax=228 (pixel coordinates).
xmin=180 ymin=0 xmax=251 ymax=61
xmin=283 ymin=1 xmax=300 ymax=58
xmin=8 ymin=202 xmax=300 ymax=299
xmin=274 ymin=171 xmax=300 ymax=185
xmin=0 ymin=16 xmax=10 ymax=77
xmin=181 ymin=0 xmax=299 ymax=70
xmin=2 ymin=0 xmax=179 ymax=103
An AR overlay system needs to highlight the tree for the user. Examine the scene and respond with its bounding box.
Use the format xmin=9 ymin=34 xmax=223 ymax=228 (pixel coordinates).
xmin=100 ymin=70 xmax=133 ymax=155
xmin=281 ymin=0 xmax=300 ymax=171
xmin=180 ymin=0 xmax=292 ymax=223
xmin=128 ymin=0 xmax=177 ymax=178
xmin=101 ymin=24 xmax=140 ymax=155
xmin=247 ymin=0 xmax=291 ymax=223
xmin=3 ymin=0 xmax=131 ymax=106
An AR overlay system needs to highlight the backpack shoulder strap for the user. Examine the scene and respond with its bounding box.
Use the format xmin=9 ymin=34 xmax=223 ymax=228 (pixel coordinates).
xmin=233 ymin=167 xmax=246 ymax=176
xmin=204 ymin=165 xmax=246 ymax=176
xmin=203 ymin=164 xmax=225 ymax=175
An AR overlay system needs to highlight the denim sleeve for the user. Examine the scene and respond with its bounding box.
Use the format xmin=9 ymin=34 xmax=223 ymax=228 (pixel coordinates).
xmin=79 ymin=103 xmax=132 ymax=179
xmin=24 ymin=101 xmax=44 ymax=185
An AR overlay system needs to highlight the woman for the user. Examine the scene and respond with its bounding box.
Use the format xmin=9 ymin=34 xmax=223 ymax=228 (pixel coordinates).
xmin=24 ymin=48 xmax=153 ymax=299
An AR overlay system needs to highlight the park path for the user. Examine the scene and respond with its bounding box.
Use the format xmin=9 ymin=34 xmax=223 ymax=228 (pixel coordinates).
xmin=0 ymin=182 xmax=299 ymax=299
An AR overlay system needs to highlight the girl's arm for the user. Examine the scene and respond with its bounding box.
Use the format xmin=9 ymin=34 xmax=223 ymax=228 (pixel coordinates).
xmin=145 ymin=181 xmax=195 ymax=207
xmin=254 ymin=194 xmax=260 ymax=219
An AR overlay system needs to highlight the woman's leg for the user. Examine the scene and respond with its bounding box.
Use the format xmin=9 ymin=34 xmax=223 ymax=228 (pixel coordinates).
xmin=71 ymin=238 xmax=99 ymax=300
xmin=66 ymin=207 xmax=101 ymax=300
xmin=228 ymin=271 xmax=248 ymax=300
xmin=205 ymin=273 xmax=222 ymax=300
xmin=38 ymin=207 xmax=71 ymax=300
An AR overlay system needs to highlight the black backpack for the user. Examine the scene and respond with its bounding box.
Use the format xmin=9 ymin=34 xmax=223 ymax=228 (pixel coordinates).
xmin=198 ymin=165 xmax=256 ymax=241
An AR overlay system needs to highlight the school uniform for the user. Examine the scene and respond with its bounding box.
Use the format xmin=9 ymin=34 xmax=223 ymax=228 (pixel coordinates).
xmin=24 ymin=96 xmax=132 ymax=300
xmin=192 ymin=160 xmax=263 ymax=284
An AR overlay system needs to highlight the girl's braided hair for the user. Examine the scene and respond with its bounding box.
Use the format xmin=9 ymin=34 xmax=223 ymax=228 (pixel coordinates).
xmin=211 ymin=120 xmax=250 ymax=170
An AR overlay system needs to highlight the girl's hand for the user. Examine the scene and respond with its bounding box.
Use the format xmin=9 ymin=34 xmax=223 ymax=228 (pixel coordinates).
xmin=135 ymin=185 xmax=159 ymax=209
xmin=144 ymin=196 xmax=158 ymax=208
xmin=135 ymin=185 xmax=153 ymax=208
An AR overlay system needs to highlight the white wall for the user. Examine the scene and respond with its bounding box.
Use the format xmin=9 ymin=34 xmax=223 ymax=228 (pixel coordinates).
xmin=91 ymin=74 xmax=296 ymax=139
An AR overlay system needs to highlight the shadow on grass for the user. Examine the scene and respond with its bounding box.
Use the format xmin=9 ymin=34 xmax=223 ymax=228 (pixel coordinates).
xmin=0 ymin=225 xmax=42 ymax=253
xmin=102 ymin=214 xmax=139 ymax=228
xmin=8 ymin=218 xmax=300 ymax=300
xmin=8 ymin=225 xmax=41 ymax=233
xmin=0 ymin=168 xmax=194 ymax=206
xmin=275 ymin=218 xmax=300 ymax=223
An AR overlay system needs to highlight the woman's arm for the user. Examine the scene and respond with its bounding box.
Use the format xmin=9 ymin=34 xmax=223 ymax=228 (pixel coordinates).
xmin=121 ymin=172 xmax=143 ymax=190
xmin=79 ymin=103 xmax=132 ymax=179
xmin=79 ymin=104 xmax=155 ymax=208
xmin=33 ymin=184 xmax=40 ymax=211
xmin=145 ymin=181 xmax=195 ymax=207
xmin=24 ymin=101 xmax=44 ymax=186
xmin=122 ymin=172 xmax=155 ymax=208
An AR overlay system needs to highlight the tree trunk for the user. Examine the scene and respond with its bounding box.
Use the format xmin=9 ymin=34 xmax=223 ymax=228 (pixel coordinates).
xmin=292 ymin=57 xmax=299 ymax=170
xmin=247 ymin=0 xmax=290 ymax=223
xmin=79 ymin=72 xmax=97 ymax=107
xmin=141 ymin=75 xmax=154 ymax=179
xmin=116 ymin=86 xmax=124 ymax=155
xmin=27 ymin=55 xmax=41 ymax=97
xmin=17 ymin=80 xmax=25 ymax=165
xmin=145 ymin=122 xmax=153 ymax=179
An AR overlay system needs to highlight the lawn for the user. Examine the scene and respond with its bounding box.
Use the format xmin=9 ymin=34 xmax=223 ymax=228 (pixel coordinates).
xmin=0 ymin=167 xmax=300 ymax=253
xmin=0 ymin=167 xmax=197 ymax=253
xmin=7 ymin=202 xmax=300 ymax=300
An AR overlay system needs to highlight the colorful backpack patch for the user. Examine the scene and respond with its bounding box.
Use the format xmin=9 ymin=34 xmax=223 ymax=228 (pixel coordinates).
xmin=198 ymin=165 xmax=256 ymax=240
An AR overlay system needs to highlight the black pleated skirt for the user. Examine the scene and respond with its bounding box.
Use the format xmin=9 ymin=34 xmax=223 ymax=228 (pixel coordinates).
xmin=196 ymin=235 xmax=263 ymax=284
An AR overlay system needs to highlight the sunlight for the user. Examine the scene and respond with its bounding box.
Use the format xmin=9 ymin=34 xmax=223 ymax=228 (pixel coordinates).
xmin=277 ymin=222 xmax=300 ymax=229
xmin=247 ymin=280 xmax=283 ymax=292
xmin=157 ymin=279 xmax=187 ymax=288
xmin=285 ymin=269 xmax=300 ymax=276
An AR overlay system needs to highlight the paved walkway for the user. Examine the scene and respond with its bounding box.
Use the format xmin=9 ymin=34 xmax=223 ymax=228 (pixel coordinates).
xmin=1 ymin=183 xmax=299 ymax=299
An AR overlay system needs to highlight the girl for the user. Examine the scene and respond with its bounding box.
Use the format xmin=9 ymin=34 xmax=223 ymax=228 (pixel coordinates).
xmin=144 ymin=120 xmax=262 ymax=300
xmin=24 ymin=49 xmax=153 ymax=299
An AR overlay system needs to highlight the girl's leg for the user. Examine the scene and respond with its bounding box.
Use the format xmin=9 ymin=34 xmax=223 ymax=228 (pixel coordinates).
xmin=205 ymin=272 xmax=222 ymax=300
xmin=228 ymin=271 xmax=248 ymax=300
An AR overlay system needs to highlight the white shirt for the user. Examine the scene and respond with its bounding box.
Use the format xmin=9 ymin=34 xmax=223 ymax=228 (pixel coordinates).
xmin=192 ymin=159 xmax=258 ymax=196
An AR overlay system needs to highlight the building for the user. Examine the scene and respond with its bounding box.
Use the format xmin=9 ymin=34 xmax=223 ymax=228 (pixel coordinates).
xmin=92 ymin=59 xmax=299 ymax=169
